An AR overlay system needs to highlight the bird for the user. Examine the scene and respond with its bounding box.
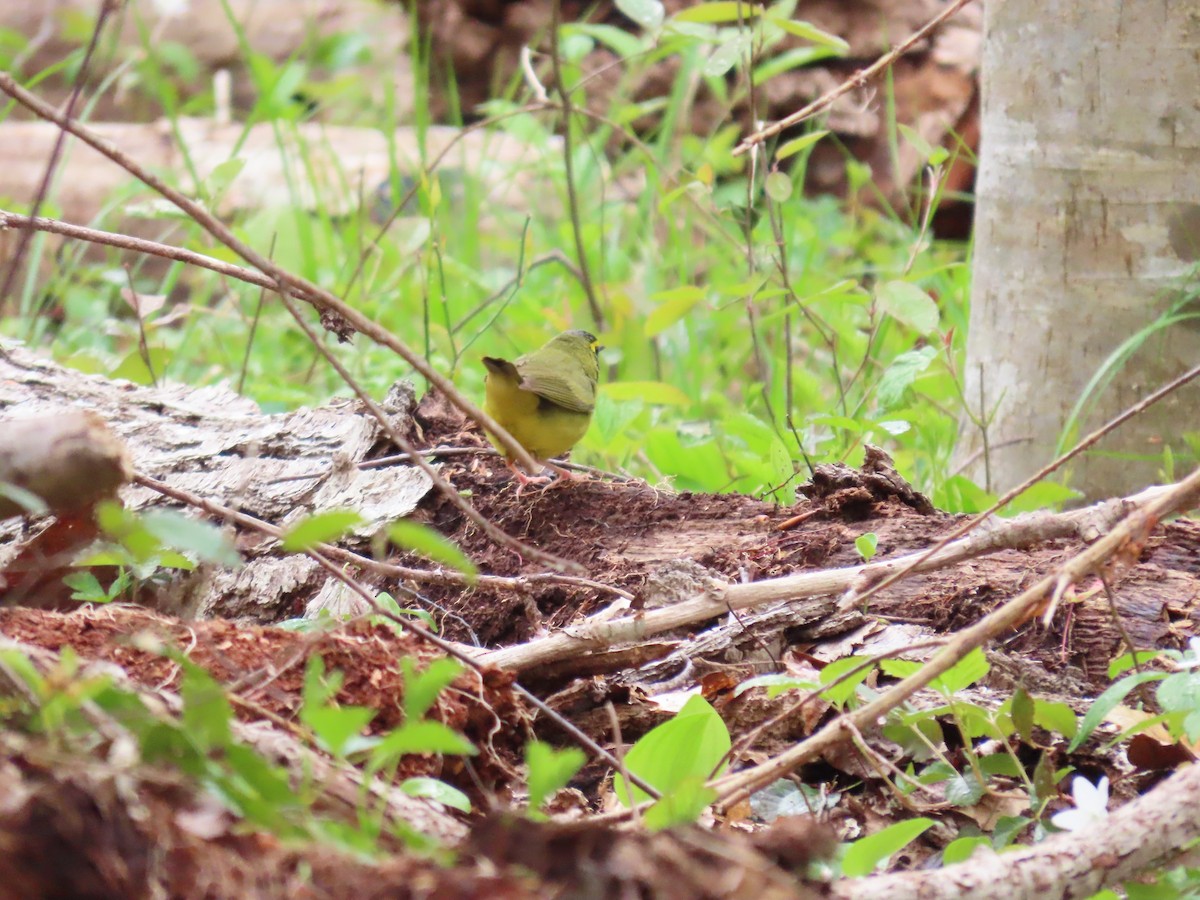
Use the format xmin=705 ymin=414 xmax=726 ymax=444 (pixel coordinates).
xmin=482 ymin=329 xmax=600 ymax=488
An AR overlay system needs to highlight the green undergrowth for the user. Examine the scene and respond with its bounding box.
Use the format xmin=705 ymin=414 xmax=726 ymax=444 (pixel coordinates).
xmin=0 ymin=0 xmax=988 ymax=511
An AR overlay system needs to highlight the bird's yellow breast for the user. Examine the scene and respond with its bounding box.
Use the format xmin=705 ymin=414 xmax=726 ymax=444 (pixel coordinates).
xmin=484 ymin=371 xmax=592 ymax=461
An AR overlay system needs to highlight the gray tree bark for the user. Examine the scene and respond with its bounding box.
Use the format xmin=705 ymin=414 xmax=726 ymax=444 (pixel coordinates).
xmin=957 ymin=0 xmax=1200 ymax=499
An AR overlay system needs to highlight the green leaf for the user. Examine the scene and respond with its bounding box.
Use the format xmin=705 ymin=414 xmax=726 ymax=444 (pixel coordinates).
xmin=0 ymin=481 xmax=48 ymax=516
xmin=880 ymin=648 xmax=988 ymax=696
xmin=841 ymin=818 xmax=933 ymax=877
xmin=1109 ymin=650 xmax=1160 ymax=679
xmin=564 ymin=23 xmax=644 ymax=57
xmin=201 ymin=157 xmax=246 ymax=200
xmin=775 ymin=130 xmax=829 ymax=161
xmin=818 ymin=656 xmax=874 ymax=708
xmin=644 ymin=779 xmax=717 ymax=831
xmin=1034 ymin=699 xmax=1078 ymax=740
xmin=875 ymin=281 xmax=939 ymax=335
xmin=764 ymin=171 xmax=793 ymax=203
xmin=1158 ymin=671 xmax=1200 ymax=714
xmin=704 ymin=32 xmax=752 ymax=77
xmin=854 ymin=532 xmax=878 ymax=562
xmin=141 ymin=510 xmax=241 ymax=567
xmin=734 ymin=673 xmax=818 ymax=698
xmin=896 ymin=123 xmax=949 ymax=167
xmin=301 ymin=702 xmax=377 ymax=757
xmin=280 ymin=509 xmax=365 ymax=551
xmin=645 ymin=286 xmax=705 ymax=337
xmin=615 ymin=0 xmax=664 ymax=30
xmin=401 ymin=657 xmax=464 ymax=721
xmin=526 ymin=742 xmax=587 ymax=813
xmin=945 ymin=771 xmax=984 ymax=806
xmin=400 ymin=777 xmax=472 ymax=812
xmin=1012 ymin=687 xmax=1034 ymax=743
xmin=942 ymin=835 xmax=990 ymax=865
xmin=1070 ymin=671 xmax=1166 ymax=751
xmin=372 ymin=720 xmax=477 ymax=759
xmin=388 ymin=521 xmax=477 ymax=579
xmin=614 ymin=695 xmax=730 ymax=807
xmin=876 ymin=346 xmax=938 ymax=409
xmin=179 ymin=663 xmax=233 ymax=753
xmin=766 ymin=16 xmax=849 ymax=51
xmin=672 ymin=2 xmax=762 ymax=23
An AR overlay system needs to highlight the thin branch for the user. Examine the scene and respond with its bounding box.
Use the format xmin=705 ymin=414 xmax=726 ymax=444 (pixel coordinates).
xmin=480 ymin=481 xmax=1179 ymax=673
xmin=0 ymin=1 xmax=117 ymax=312
xmin=842 ymin=359 xmax=1200 ymax=612
xmin=709 ymin=466 xmax=1200 ymax=808
xmin=0 ymin=72 xmax=544 ymax=481
xmin=733 ymin=0 xmax=978 ymax=155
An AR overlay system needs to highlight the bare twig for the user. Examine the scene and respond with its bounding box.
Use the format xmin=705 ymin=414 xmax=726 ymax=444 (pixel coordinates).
xmin=0 ymin=1 xmax=117 ymax=312
xmin=0 ymin=72 xmax=543 ymax=480
xmin=841 ymin=360 xmax=1200 ymax=612
xmin=733 ymin=0 xmax=978 ymax=155
xmin=709 ymin=466 xmax=1200 ymax=808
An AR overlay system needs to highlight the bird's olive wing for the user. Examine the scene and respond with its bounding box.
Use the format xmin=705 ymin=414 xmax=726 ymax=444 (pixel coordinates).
xmin=517 ymin=350 xmax=596 ymax=413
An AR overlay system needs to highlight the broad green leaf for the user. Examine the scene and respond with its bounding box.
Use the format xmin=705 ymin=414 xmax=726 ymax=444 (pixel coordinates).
xmin=402 ymin=657 xmax=464 ymax=720
xmin=526 ymin=742 xmax=587 ymax=813
xmin=1070 ymin=671 xmax=1166 ymax=751
xmin=876 ymin=280 xmax=939 ymax=335
xmin=373 ymin=721 xmax=477 ymax=759
xmin=564 ymin=23 xmax=644 ymax=57
xmin=841 ymin=818 xmax=933 ymax=877
xmin=775 ymin=129 xmax=829 ymax=161
xmin=141 ymin=510 xmax=241 ymax=567
xmin=301 ymin=703 xmax=376 ymax=757
xmin=280 ymin=509 xmax=365 ymax=551
xmin=179 ymin=664 xmax=233 ymax=753
xmin=616 ymin=0 xmax=664 ymax=30
xmin=945 ymin=771 xmax=984 ymax=806
xmin=876 ymin=346 xmax=938 ymax=409
xmin=400 ymin=777 xmax=472 ymax=812
xmin=1158 ymin=670 xmax=1200 ymax=714
xmin=880 ymin=648 xmax=988 ymax=696
xmin=645 ymin=286 xmax=705 ymax=337
xmin=704 ymin=32 xmax=752 ymax=77
xmin=614 ymin=695 xmax=730 ymax=806
xmin=644 ymin=779 xmax=717 ymax=830
xmin=388 ymin=521 xmax=477 ymax=579
xmin=1034 ymin=699 xmax=1078 ymax=740
xmin=672 ymin=2 xmax=762 ymax=23
xmin=764 ymin=171 xmax=793 ymax=202
xmin=942 ymin=835 xmax=990 ymax=865
xmin=855 ymin=532 xmax=878 ymax=562
xmin=1012 ymin=687 xmax=1035 ymax=743
xmin=818 ymin=656 xmax=874 ymax=708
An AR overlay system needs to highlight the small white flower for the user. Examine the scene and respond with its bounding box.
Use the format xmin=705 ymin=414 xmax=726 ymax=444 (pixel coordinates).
xmin=1050 ymin=775 xmax=1109 ymax=831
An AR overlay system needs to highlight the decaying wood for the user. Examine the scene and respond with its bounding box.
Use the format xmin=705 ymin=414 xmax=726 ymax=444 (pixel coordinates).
xmin=0 ymin=411 xmax=131 ymax=518
xmin=0 ymin=341 xmax=431 ymax=616
xmin=479 ymin=483 xmax=1177 ymax=675
xmin=0 ymin=630 xmax=467 ymax=845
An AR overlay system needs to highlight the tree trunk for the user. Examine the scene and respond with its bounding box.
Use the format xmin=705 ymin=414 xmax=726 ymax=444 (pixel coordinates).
xmin=957 ymin=0 xmax=1200 ymax=499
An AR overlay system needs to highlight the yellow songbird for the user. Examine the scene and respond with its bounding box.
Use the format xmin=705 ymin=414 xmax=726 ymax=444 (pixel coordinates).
xmin=482 ymin=329 xmax=600 ymax=487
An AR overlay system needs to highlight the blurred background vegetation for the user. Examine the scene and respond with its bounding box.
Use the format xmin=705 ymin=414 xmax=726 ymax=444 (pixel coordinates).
xmin=0 ymin=0 xmax=1014 ymax=511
